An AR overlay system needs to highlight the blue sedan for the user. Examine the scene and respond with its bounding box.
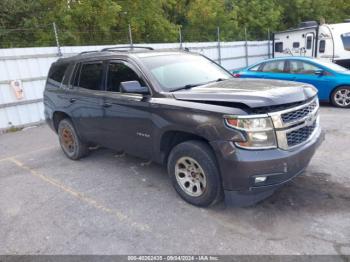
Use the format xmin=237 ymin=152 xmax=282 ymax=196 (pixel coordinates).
xmin=233 ymin=57 xmax=350 ymax=108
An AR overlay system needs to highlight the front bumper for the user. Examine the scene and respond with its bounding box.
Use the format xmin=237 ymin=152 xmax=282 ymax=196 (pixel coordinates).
xmin=210 ymin=127 xmax=324 ymax=206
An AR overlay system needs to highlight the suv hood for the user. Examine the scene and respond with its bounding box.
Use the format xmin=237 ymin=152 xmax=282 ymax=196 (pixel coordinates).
xmin=172 ymin=79 xmax=317 ymax=108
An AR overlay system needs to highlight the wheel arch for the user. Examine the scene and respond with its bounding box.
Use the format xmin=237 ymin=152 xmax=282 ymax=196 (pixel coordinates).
xmin=52 ymin=111 xmax=71 ymax=132
xmin=159 ymin=130 xmax=216 ymax=165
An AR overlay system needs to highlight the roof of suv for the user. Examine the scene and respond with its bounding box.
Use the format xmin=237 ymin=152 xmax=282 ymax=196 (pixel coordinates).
xmin=56 ymin=47 xmax=192 ymax=63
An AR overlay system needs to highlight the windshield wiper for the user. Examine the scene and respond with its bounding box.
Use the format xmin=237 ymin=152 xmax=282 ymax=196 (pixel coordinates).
xmin=170 ymin=83 xmax=202 ymax=92
xmin=170 ymin=78 xmax=229 ymax=92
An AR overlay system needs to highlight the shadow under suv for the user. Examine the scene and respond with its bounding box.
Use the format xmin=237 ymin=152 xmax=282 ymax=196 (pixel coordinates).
xmin=44 ymin=46 xmax=324 ymax=207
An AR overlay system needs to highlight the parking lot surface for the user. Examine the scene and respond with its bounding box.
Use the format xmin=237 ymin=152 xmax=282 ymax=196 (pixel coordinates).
xmin=0 ymin=105 xmax=349 ymax=255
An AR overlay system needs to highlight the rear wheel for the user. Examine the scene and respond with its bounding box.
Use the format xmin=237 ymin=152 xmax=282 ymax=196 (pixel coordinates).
xmin=331 ymin=86 xmax=350 ymax=108
xmin=58 ymin=118 xmax=89 ymax=160
xmin=167 ymin=140 xmax=223 ymax=207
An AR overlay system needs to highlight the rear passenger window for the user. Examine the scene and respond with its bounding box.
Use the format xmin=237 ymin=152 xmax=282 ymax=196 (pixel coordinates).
xmin=107 ymin=62 xmax=144 ymax=92
xmin=48 ymin=63 xmax=69 ymax=84
xmin=78 ymin=63 xmax=103 ymax=90
xmin=261 ymin=60 xmax=285 ymax=73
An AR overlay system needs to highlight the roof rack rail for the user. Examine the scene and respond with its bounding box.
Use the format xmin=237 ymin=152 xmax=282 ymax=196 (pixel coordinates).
xmin=100 ymin=46 xmax=154 ymax=52
xmin=79 ymin=50 xmax=100 ymax=55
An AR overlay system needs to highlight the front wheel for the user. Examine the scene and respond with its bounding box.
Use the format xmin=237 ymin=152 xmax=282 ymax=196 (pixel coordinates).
xmin=167 ymin=140 xmax=223 ymax=207
xmin=331 ymin=86 xmax=350 ymax=108
xmin=58 ymin=118 xmax=89 ymax=160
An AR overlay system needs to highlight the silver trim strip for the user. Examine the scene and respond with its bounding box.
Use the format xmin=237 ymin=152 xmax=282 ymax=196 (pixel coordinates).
xmin=268 ymin=97 xmax=319 ymax=129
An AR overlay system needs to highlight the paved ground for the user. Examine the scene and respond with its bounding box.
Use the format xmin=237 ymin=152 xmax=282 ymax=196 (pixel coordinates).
xmin=0 ymin=104 xmax=349 ymax=255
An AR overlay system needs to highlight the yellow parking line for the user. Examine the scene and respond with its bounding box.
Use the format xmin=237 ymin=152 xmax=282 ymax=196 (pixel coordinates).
xmin=7 ymin=157 xmax=151 ymax=232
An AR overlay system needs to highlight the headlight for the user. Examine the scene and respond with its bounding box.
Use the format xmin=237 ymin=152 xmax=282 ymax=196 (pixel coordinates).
xmin=224 ymin=116 xmax=277 ymax=149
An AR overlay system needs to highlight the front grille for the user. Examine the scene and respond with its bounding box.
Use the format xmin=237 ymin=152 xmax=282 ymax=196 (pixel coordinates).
xmin=270 ymin=97 xmax=320 ymax=150
xmin=281 ymin=100 xmax=318 ymax=123
xmin=286 ymin=122 xmax=317 ymax=147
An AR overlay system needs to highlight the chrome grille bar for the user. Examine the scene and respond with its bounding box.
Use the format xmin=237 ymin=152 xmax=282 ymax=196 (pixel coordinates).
xmin=268 ymin=97 xmax=320 ymax=150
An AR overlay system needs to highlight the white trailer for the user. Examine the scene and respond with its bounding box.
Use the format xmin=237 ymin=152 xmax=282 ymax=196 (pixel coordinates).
xmin=273 ymin=20 xmax=350 ymax=68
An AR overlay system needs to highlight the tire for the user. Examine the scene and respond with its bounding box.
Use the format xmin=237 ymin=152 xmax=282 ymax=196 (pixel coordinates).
xmin=58 ymin=118 xmax=89 ymax=160
xmin=167 ymin=140 xmax=223 ymax=207
xmin=331 ymin=86 xmax=350 ymax=108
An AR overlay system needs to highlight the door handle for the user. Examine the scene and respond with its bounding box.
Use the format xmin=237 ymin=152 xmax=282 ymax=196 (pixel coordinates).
xmin=70 ymin=98 xmax=77 ymax=103
xmin=103 ymin=103 xmax=112 ymax=108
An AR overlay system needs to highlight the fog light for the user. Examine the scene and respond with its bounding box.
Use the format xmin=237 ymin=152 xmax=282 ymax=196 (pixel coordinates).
xmin=255 ymin=176 xmax=267 ymax=183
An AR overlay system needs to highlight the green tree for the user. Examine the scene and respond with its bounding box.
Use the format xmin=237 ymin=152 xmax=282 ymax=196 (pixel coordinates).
xmin=276 ymin=0 xmax=350 ymax=29
xmin=1 ymin=0 xmax=350 ymax=48
xmin=183 ymin=0 xmax=238 ymax=41
xmin=115 ymin=0 xmax=178 ymax=43
xmin=231 ymin=0 xmax=282 ymax=40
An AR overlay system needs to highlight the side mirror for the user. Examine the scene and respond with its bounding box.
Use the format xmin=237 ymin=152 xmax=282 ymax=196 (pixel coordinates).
xmin=120 ymin=81 xmax=149 ymax=94
xmin=314 ymin=69 xmax=324 ymax=76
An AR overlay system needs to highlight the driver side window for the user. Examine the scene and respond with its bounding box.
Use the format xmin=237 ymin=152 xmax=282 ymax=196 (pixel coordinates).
xmin=107 ymin=62 xmax=145 ymax=92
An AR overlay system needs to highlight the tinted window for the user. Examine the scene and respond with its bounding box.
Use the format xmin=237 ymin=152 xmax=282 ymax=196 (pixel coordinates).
xmin=275 ymin=42 xmax=283 ymax=52
xmin=78 ymin=63 xmax=103 ymax=90
xmin=293 ymin=42 xmax=300 ymax=48
xmin=306 ymin=36 xmax=312 ymax=49
xmin=71 ymin=63 xmax=81 ymax=87
xmin=289 ymin=61 xmax=320 ymax=74
xmin=341 ymin=33 xmax=350 ymax=51
xmin=261 ymin=60 xmax=285 ymax=73
xmin=107 ymin=63 xmax=143 ymax=92
xmin=319 ymin=40 xmax=326 ymax=53
xmin=48 ymin=63 xmax=69 ymax=83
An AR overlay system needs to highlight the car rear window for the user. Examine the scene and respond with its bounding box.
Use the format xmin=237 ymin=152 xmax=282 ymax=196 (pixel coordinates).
xmin=48 ymin=63 xmax=69 ymax=84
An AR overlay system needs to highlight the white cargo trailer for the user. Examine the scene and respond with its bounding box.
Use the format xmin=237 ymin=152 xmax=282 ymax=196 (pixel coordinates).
xmin=273 ymin=20 xmax=350 ymax=68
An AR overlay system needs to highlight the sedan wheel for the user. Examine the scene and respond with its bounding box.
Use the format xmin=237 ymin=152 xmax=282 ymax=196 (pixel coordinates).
xmin=332 ymin=87 xmax=350 ymax=108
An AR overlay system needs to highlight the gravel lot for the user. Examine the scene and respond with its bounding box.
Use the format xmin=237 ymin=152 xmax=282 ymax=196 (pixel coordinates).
xmin=0 ymin=104 xmax=349 ymax=256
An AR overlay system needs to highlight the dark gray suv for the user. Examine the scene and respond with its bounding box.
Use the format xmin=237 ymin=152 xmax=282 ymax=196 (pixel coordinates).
xmin=44 ymin=46 xmax=324 ymax=207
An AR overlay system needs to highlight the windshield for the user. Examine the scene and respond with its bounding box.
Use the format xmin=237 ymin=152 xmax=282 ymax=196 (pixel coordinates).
xmin=139 ymin=54 xmax=232 ymax=91
xmin=315 ymin=59 xmax=349 ymax=72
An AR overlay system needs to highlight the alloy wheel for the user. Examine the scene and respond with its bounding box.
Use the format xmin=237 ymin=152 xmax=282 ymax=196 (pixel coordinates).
xmin=334 ymin=88 xmax=350 ymax=107
xmin=175 ymin=157 xmax=207 ymax=197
